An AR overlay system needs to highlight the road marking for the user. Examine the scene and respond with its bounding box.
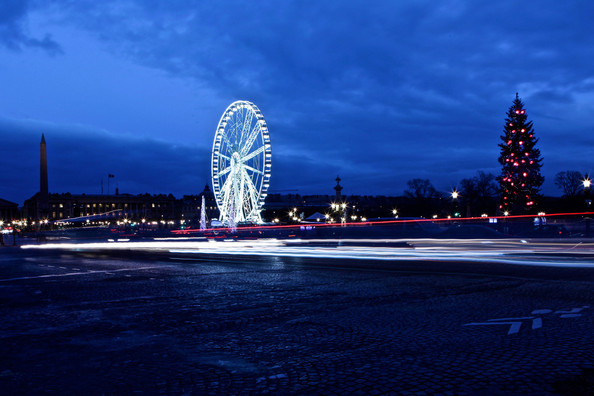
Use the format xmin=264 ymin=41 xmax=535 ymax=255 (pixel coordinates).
xmin=532 ymin=317 xmax=542 ymax=329
xmin=465 ymin=321 xmax=524 ymax=335
xmin=465 ymin=306 xmax=589 ymax=335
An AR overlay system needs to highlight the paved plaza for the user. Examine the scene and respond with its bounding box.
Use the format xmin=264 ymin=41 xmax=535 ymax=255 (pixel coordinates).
xmin=0 ymin=245 xmax=593 ymax=394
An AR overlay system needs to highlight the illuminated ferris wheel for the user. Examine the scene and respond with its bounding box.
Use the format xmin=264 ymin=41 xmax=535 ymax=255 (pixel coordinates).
xmin=211 ymin=101 xmax=271 ymax=224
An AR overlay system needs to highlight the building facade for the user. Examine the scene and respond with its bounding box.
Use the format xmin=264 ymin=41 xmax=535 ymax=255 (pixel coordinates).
xmin=0 ymin=198 xmax=18 ymax=222
xmin=23 ymin=192 xmax=180 ymax=223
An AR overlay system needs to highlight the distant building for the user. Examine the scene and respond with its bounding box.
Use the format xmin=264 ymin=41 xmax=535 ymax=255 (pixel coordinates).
xmin=182 ymin=184 xmax=219 ymax=227
xmin=23 ymin=192 xmax=179 ymax=222
xmin=0 ymin=198 xmax=18 ymax=222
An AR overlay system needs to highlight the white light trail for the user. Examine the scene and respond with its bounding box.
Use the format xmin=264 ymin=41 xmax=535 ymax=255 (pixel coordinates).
xmin=20 ymin=238 xmax=594 ymax=268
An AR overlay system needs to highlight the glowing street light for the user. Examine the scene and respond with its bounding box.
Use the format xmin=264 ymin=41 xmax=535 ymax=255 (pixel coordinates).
xmin=450 ymin=190 xmax=460 ymax=217
xmin=583 ymin=178 xmax=591 ymax=189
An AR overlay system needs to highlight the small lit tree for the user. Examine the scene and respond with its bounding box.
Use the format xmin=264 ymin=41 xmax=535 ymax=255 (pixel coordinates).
xmin=497 ymin=94 xmax=544 ymax=214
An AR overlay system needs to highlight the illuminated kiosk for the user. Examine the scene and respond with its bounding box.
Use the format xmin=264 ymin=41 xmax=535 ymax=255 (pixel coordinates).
xmin=211 ymin=101 xmax=271 ymax=225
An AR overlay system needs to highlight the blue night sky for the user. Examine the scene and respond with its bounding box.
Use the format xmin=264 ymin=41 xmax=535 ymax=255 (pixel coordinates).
xmin=1 ymin=0 xmax=594 ymax=204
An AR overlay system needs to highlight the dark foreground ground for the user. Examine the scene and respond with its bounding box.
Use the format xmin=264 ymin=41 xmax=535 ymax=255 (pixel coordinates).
xmin=0 ymin=247 xmax=593 ymax=395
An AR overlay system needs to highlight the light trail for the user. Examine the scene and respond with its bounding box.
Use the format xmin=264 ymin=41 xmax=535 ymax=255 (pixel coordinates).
xmin=171 ymin=211 xmax=594 ymax=234
xmin=20 ymin=238 xmax=594 ymax=268
xmin=0 ymin=266 xmax=159 ymax=282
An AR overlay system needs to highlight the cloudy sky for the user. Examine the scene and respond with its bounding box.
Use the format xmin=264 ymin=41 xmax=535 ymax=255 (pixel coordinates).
xmin=1 ymin=0 xmax=594 ymax=204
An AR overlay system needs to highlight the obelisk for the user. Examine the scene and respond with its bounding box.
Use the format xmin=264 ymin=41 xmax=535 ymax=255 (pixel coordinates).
xmin=39 ymin=134 xmax=49 ymax=221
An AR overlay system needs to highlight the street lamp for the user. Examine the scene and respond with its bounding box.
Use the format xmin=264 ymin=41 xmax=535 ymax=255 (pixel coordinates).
xmin=451 ymin=190 xmax=460 ymax=217
xmin=583 ymin=177 xmax=591 ymax=208
xmin=583 ymin=176 xmax=592 ymax=237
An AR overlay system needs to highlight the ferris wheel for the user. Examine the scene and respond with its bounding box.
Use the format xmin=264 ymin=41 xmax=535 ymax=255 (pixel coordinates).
xmin=211 ymin=101 xmax=271 ymax=224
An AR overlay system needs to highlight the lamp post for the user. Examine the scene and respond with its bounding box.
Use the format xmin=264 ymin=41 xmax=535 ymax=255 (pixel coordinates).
xmin=583 ymin=177 xmax=591 ymax=208
xmin=583 ymin=176 xmax=591 ymax=237
xmin=451 ymin=190 xmax=459 ymax=218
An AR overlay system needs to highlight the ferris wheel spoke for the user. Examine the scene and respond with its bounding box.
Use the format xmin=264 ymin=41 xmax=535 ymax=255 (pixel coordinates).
xmin=243 ymin=169 xmax=260 ymax=205
xmin=240 ymin=169 xmax=258 ymax=216
xmin=234 ymin=175 xmax=246 ymax=222
xmin=216 ymin=151 xmax=231 ymax=161
xmin=221 ymin=133 xmax=234 ymax=150
xmin=242 ymin=164 xmax=264 ymax=175
xmin=240 ymin=122 xmax=262 ymax=156
xmin=239 ymin=110 xmax=254 ymax=147
xmin=220 ymin=175 xmax=233 ymax=199
xmin=216 ymin=166 xmax=232 ymax=177
xmin=241 ymin=146 xmax=265 ymax=162
xmin=220 ymin=184 xmax=232 ymax=215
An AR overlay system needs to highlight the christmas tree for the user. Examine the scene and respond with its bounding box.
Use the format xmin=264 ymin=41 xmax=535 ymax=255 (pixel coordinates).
xmin=497 ymin=93 xmax=544 ymax=214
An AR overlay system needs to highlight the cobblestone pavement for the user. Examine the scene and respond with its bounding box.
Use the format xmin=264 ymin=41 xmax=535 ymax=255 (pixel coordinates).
xmin=0 ymin=247 xmax=593 ymax=394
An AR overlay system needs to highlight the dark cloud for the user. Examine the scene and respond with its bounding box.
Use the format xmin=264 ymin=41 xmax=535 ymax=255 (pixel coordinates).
xmin=0 ymin=0 xmax=62 ymax=54
xmin=2 ymin=1 xmax=594 ymax=202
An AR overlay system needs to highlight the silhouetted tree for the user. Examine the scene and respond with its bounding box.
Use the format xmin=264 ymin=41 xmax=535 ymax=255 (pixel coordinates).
xmin=404 ymin=179 xmax=440 ymax=199
xmin=460 ymin=171 xmax=498 ymax=216
xmin=554 ymin=171 xmax=583 ymax=198
xmin=403 ymin=179 xmax=442 ymax=217
xmin=497 ymin=94 xmax=544 ymax=213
